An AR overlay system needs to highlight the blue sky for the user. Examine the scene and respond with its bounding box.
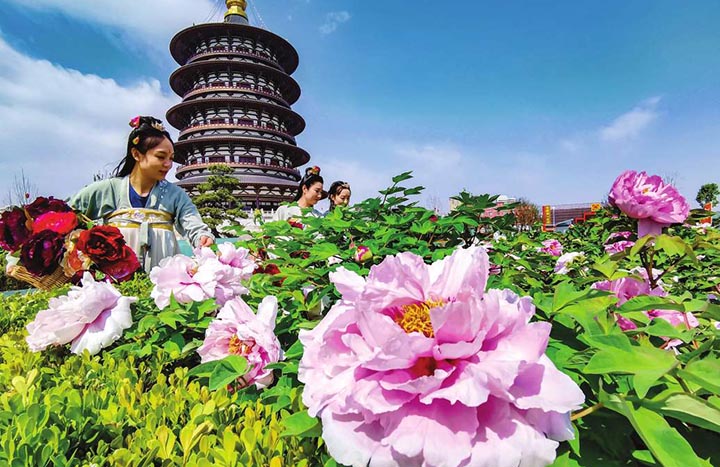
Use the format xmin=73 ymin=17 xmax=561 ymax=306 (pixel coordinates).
xmin=1 ymin=0 xmax=718 ymax=211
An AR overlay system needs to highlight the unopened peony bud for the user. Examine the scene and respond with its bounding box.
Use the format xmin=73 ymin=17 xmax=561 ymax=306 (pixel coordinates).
xmin=354 ymin=246 xmax=372 ymax=263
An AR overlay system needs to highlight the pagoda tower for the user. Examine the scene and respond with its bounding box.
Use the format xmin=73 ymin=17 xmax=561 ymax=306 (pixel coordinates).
xmin=167 ymin=0 xmax=309 ymax=210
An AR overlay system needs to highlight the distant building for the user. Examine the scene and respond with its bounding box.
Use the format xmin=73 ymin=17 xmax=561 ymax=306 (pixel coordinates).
xmin=541 ymin=202 xmax=603 ymax=231
xmin=480 ymin=195 xmax=516 ymax=218
xmin=167 ymin=0 xmax=310 ymax=210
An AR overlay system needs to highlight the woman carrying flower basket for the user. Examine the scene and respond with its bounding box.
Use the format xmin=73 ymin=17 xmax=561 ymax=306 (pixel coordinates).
xmin=69 ymin=116 xmax=214 ymax=272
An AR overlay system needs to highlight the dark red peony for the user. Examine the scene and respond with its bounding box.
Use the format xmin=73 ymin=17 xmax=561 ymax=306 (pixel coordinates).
xmin=20 ymin=230 xmax=65 ymax=276
xmin=254 ymin=263 xmax=280 ymax=275
xmin=24 ymin=196 xmax=72 ymax=219
xmin=0 ymin=207 xmax=31 ymax=252
xmin=32 ymin=211 xmax=78 ymax=235
xmin=95 ymin=246 xmax=140 ymax=282
xmin=76 ymin=226 xmax=127 ymax=263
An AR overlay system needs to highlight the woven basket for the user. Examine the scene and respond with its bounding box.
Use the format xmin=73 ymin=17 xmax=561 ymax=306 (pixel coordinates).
xmin=8 ymin=265 xmax=70 ymax=290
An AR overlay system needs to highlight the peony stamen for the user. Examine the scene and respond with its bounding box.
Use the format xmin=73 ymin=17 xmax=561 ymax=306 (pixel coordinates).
xmin=391 ymin=299 xmax=447 ymax=338
xmin=228 ymin=334 xmax=255 ymax=356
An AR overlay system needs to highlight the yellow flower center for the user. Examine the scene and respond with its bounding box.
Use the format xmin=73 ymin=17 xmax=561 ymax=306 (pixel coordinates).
xmin=228 ymin=335 xmax=255 ymax=356
xmin=392 ymin=299 xmax=447 ymax=338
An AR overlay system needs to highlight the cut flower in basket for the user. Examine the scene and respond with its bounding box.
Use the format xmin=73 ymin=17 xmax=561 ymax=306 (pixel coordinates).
xmin=299 ymin=246 xmax=585 ymax=467
xmin=0 ymin=196 xmax=140 ymax=288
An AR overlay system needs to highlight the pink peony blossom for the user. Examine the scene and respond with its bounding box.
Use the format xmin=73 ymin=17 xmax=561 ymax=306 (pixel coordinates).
xmin=150 ymin=245 xmax=255 ymax=309
xmin=608 ymin=170 xmax=690 ymax=237
xmin=606 ymin=231 xmax=633 ymax=242
xmin=299 ymin=246 xmax=585 ymax=467
xmin=197 ymin=296 xmax=282 ymax=389
xmin=604 ymin=240 xmax=635 ymax=255
xmin=592 ymin=272 xmax=698 ymax=334
xmin=216 ymin=243 xmax=257 ymax=273
xmin=554 ymin=252 xmax=583 ymax=275
xmin=26 ymin=272 xmax=135 ymax=355
xmin=150 ymin=255 xmax=212 ymax=309
xmin=538 ymin=239 xmax=563 ymax=256
xmin=604 ymin=231 xmax=635 ymax=255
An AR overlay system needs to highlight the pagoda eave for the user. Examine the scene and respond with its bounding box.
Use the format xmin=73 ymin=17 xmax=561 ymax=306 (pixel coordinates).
xmin=176 ymin=174 xmax=300 ymax=189
xmin=166 ymin=97 xmax=306 ymax=135
xmin=169 ymin=60 xmax=301 ymax=104
xmin=174 ymin=136 xmax=311 ymax=166
xmin=175 ymin=161 xmax=301 ymax=179
xmin=170 ymin=23 xmax=299 ymax=74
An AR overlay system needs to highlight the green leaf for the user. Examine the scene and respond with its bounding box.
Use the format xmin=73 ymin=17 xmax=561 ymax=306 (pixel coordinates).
xmin=601 ymin=394 xmax=704 ymax=467
xmin=391 ymin=171 xmax=413 ymax=184
xmin=557 ymin=295 xmax=617 ymax=334
xmin=403 ymin=186 xmax=425 ymax=196
xmin=640 ymin=319 xmax=693 ymax=342
xmin=592 ymin=260 xmax=619 ymax=279
xmin=209 ymin=355 xmax=249 ymax=391
xmin=677 ymin=357 xmax=720 ymax=393
xmin=646 ymin=391 xmax=720 ymax=433
xmin=618 ymin=296 xmax=685 ymax=313
xmin=655 ymin=234 xmax=692 ymax=257
xmin=552 ymin=282 xmax=589 ymax=311
xmin=629 ymin=235 xmax=654 ymax=256
xmin=585 ymin=345 xmax=678 ymax=398
xmin=280 ymin=410 xmax=322 ymax=438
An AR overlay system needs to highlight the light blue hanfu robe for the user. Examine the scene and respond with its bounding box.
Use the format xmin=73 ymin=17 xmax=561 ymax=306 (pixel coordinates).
xmin=69 ymin=177 xmax=214 ymax=272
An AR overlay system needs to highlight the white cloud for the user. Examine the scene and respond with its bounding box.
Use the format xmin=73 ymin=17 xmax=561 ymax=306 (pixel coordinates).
xmin=3 ymin=0 xmax=221 ymax=51
xmin=0 ymin=37 xmax=179 ymax=200
xmin=599 ymin=96 xmax=662 ymax=142
xmin=559 ymin=138 xmax=581 ymax=152
xmin=319 ymin=11 xmax=351 ymax=35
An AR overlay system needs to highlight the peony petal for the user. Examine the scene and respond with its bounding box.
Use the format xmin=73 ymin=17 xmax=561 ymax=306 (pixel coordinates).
xmin=69 ymin=296 xmax=135 ymax=355
xmin=427 ymin=245 xmax=489 ymax=301
xmin=256 ymin=296 xmax=279 ymax=330
xmin=329 ymin=266 xmax=367 ymax=302
xmin=384 ymin=400 xmax=478 ymax=467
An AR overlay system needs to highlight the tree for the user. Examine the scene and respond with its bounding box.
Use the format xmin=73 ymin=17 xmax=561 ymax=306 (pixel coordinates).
xmin=696 ymin=183 xmax=719 ymax=208
xmin=192 ymin=164 xmax=247 ymax=237
xmin=513 ymin=198 xmax=540 ymax=230
xmin=4 ymin=169 xmax=38 ymax=206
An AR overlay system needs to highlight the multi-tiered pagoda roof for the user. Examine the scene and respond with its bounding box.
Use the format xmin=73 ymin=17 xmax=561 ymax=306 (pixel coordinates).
xmin=167 ymin=0 xmax=309 ymax=210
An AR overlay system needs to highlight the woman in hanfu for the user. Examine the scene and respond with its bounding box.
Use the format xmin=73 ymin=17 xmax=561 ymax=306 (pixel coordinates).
xmin=272 ymin=166 xmax=325 ymax=223
xmin=70 ymin=116 xmax=214 ymax=272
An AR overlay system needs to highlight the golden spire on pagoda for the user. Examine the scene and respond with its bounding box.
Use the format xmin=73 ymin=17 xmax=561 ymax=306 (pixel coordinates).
xmin=225 ymin=0 xmax=248 ymax=21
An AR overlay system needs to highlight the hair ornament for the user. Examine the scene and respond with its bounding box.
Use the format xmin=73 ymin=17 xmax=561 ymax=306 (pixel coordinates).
xmin=150 ymin=120 xmax=166 ymax=132
xmin=309 ymin=166 xmax=320 ymax=175
xmin=132 ymin=136 xmax=140 ymax=146
xmin=129 ymin=116 xmax=141 ymax=128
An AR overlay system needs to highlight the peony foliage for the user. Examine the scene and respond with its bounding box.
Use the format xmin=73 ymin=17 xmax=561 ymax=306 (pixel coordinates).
xmin=0 ymin=171 xmax=719 ymax=466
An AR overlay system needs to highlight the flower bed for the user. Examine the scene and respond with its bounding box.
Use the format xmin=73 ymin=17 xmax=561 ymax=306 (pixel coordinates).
xmin=1 ymin=171 xmax=719 ymax=466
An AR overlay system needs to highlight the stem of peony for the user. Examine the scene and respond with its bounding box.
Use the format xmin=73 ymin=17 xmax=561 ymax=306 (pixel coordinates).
xmin=637 ymin=219 xmax=664 ymax=238
xmin=672 ymin=371 xmax=693 ymax=394
xmin=570 ymin=402 xmax=604 ymax=421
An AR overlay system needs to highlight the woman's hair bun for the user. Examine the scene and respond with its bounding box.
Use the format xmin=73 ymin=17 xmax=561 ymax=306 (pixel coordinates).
xmin=129 ymin=116 xmax=166 ymax=132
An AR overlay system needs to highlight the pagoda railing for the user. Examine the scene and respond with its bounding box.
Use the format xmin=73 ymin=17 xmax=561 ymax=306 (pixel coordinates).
xmin=183 ymin=83 xmax=288 ymax=106
xmin=179 ymin=122 xmax=294 ymax=141
xmin=177 ymin=161 xmax=301 ymax=178
xmin=188 ymin=46 xmax=280 ymax=69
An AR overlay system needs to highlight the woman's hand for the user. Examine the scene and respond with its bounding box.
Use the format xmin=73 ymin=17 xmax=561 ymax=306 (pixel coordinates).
xmin=199 ymin=235 xmax=214 ymax=247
